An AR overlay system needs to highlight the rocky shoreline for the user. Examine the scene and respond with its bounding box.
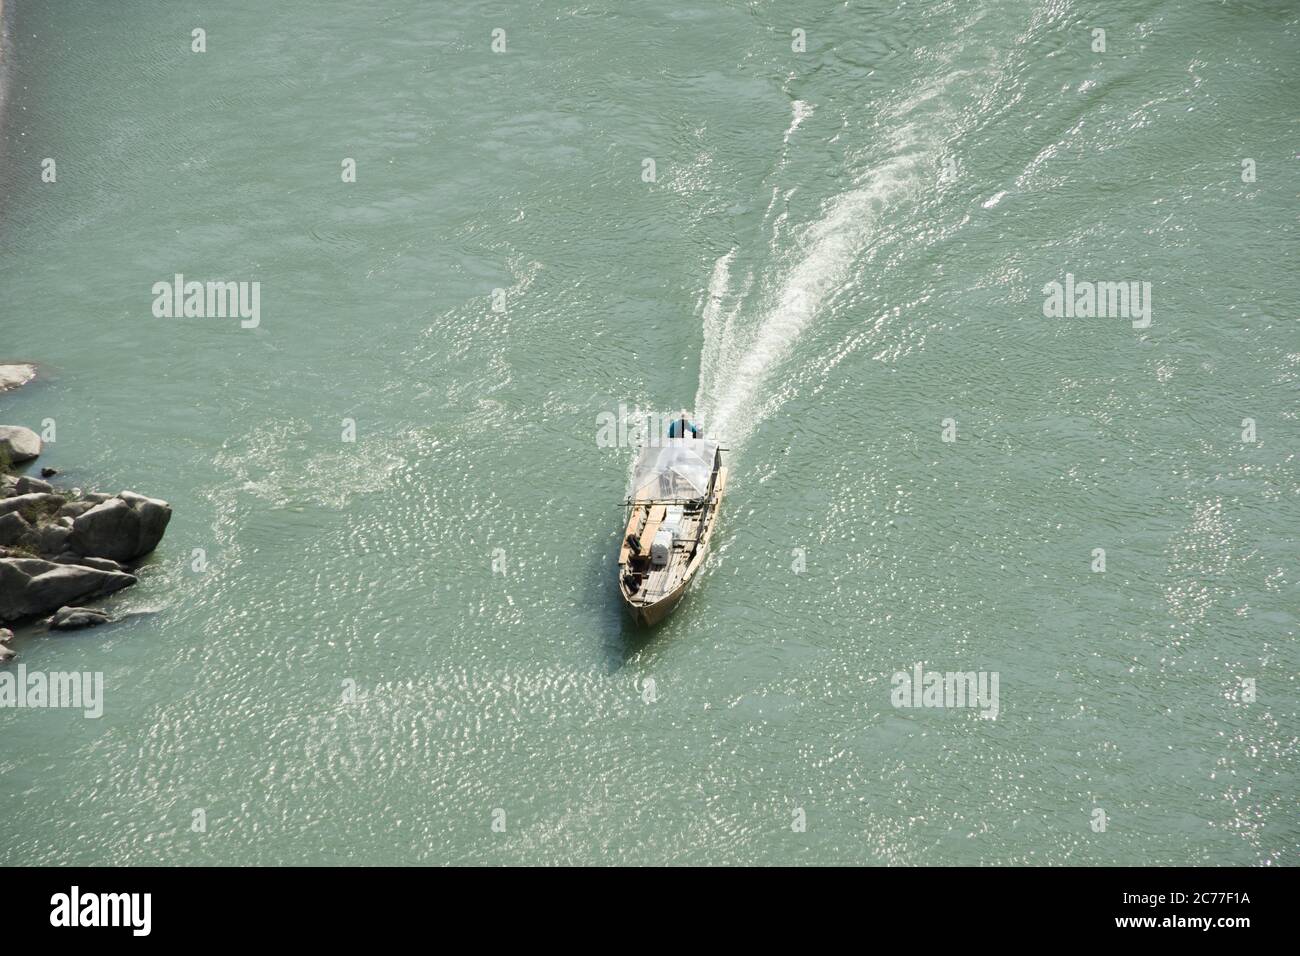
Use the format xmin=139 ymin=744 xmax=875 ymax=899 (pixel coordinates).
xmin=1 ymin=366 xmax=172 ymax=660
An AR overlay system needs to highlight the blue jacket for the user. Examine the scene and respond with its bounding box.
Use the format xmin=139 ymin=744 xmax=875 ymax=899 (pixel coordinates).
xmin=668 ymin=418 xmax=701 ymax=438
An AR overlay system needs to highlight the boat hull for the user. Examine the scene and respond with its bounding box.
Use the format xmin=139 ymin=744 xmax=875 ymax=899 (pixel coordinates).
xmin=624 ymin=586 xmax=687 ymax=627
xmin=618 ymin=465 xmax=727 ymax=626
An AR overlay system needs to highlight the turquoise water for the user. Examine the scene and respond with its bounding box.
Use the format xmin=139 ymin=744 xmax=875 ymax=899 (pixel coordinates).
xmin=0 ymin=0 xmax=1296 ymax=865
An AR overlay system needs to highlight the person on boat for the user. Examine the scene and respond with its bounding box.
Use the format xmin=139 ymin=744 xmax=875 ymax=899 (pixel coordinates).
xmin=667 ymin=410 xmax=702 ymax=439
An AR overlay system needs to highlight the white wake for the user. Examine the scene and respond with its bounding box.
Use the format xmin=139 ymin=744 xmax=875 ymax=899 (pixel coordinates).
xmin=691 ymin=3 xmax=1003 ymax=451
xmin=695 ymin=127 xmax=925 ymax=447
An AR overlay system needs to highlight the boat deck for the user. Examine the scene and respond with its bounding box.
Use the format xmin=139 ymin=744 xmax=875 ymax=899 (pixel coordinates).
xmin=624 ymin=505 xmax=705 ymax=604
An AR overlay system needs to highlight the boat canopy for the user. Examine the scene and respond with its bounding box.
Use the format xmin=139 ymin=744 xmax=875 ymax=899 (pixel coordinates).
xmin=629 ymin=439 xmax=719 ymax=502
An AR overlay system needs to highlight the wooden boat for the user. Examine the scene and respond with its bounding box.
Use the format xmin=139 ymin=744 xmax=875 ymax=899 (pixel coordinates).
xmin=617 ymin=435 xmax=727 ymax=625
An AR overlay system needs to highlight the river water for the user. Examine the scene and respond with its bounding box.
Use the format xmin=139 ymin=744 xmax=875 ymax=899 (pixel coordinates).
xmin=0 ymin=0 xmax=1296 ymax=864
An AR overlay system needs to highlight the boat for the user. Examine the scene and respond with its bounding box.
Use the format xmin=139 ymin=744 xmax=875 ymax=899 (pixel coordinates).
xmin=617 ymin=417 xmax=727 ymax=626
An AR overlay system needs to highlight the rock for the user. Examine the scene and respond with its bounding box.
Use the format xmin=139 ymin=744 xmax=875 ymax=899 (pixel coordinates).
xmin=0 ymin=627 xmax=13 ymax=645
xmin=0 ymin=645 xmax=14 ymax=662
xmin=48 ymin=606 xmax=112 ymax=630
xmin=67 ymin=491 xmax=171 ymax=562
xmin=14 ymin=475 xmax=53 ymax=495
xmin=32 ymin=522 xmax=72 ymax=557
xmin=81 ymin=492 xmax=112 ymax=504
xmin=0 ymin=425 xmax=42 ymax=463
xmin=58 ymin=500 xmax=97 ymax=519
xmin=0 ymin=511 xmax=32 ymax=547
xmin=1 ymin=475 xmax=16 ymax=497
xmin=40 ymin=467 xmax=59 ymax=478
xmin=52 ymin=553 xmax=128 ymax=574
xmin=0 ymin=364 xmax=37 ymax=393
xmin=0 ymin=492 xmax=65 ymax=518
xmin=0 ymin=557 xmax=136 ymax=623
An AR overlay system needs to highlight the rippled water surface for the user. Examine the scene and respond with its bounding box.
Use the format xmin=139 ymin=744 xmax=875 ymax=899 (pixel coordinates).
xmin=0 ymin=0 xmax=1296 ymax=865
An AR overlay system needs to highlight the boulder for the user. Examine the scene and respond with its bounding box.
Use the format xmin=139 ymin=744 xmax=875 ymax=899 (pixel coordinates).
xmin=0 ymin=557 xmax=136 ymax=622
xmin=40 ymin=467 xmax=59 ymax=478
xmin=0 ymin=627 xmax=13 ymax=645
xmin=1 ymin=475 xmax=17 ymax=497
xmin=52 ymin=553 xmax=128 ymax=574
xmin=31 ymin=522 xmax=72 ymax=557
xmin=48 ymin=606 xmax=112 ymax=630
xmin=67 ymin=492 xmax=171 ymax=562
xmin=0 ymin=364 xmax=36 ymax=393
xmin=0 ymin=511 xmax=32 ymax=547
xmin=0 ymin=425 xmax=42 ymax=463
xmin=14 ymin=475 xmax=54 ymax=495
xmin=58 ymin=500 xmax=97 ymax=519
xmin=0 ymin=645 xmax=13 ymax=662
xmin=0 ymin=492 xmax=65 ymax=518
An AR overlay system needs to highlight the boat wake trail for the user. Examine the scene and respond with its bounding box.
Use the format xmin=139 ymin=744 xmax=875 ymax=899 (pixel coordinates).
xmin=694 ymin=120 xmax=926 ymax=448
xmin=694 ymin=4 xmax=1006 ymax=451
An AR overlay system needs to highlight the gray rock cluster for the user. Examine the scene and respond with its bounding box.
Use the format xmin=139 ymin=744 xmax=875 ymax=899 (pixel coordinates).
xmin=0 ymin=558 xmax=136 ymax=621
xmin=0 ymin=417 xmax=171 ymax=655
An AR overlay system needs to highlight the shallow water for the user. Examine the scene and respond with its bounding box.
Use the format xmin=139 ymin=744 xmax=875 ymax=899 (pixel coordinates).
xmin=0 ymin=0 xmax=1296 ymax=865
